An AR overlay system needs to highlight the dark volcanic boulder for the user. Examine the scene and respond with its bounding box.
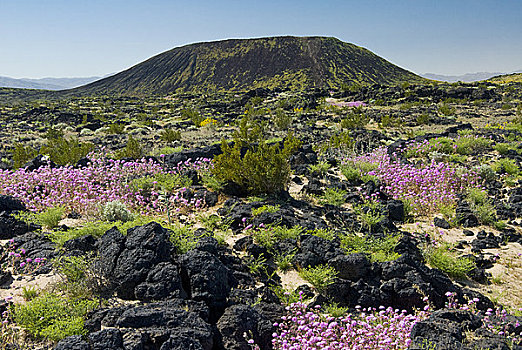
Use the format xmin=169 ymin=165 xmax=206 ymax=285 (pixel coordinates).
xmin=293 ymin=235 xmax=344 ymax=268
xmin=330 ymin=253 xmax=371 ymax=281
xmin=456 ymin=201 xmax=479 ymax=227
xmin=0 ymin=195 xmax=25 ymax=212
xmin=63 ymin=234 xmax=96 ymax=256
xmin=54 ymin=335 xmax=90 ymax=350
xmin=7 ymin=232 xmax=56 ymax=274
xmin=89 ymin=329 xmax=124 ymax=350
xmin=0 ymin=211 xmax=40 ymax=239
xmin=134 ymin=262 xmax=187 ymax=301
xmin=85 ymin=299 xmax=213 ymax=350
xmin=386 ymin=199 xmax=405 ymax=222
xmin=95 ymin=222 xmax=179 ymax=300
xmin=180 ymin=249 xmax=234 ymax=317
xmin=164 ymin=144 xmax=222 ymax=168
xmin=217 ymin=304 xmax=274 ymax=350
xmin=408 ymin=309 xmax=516 ymax=350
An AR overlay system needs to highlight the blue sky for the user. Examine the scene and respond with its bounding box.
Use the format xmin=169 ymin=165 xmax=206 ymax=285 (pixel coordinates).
xmin=1 ymin=0 xmax=521 ymax=78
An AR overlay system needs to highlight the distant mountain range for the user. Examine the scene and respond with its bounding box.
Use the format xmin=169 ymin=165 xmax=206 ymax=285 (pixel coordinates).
xmin=422 ymin=70 xmax=522 ymax=82
xmin=70 ymin=36 xmax=425 ymax=95
xmin=0 ymin=76 xmax=103 ymax=90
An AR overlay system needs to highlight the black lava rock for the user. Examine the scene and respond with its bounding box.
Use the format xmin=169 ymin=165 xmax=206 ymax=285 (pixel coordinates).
xmin=95 ymin=222 xmax=176 ymax=300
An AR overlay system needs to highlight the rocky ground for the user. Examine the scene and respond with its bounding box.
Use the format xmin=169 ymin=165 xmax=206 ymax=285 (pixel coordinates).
xmin=0 ymin=81 xmax=522 ymax=349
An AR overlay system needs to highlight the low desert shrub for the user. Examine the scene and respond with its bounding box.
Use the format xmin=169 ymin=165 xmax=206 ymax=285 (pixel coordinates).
xmin=318 ymin=187 xmax=347 ymax=206
xmin=466 ymin=188 xmax=496 ymax=225
xmin=492 ymin=158 xmax=519 ymax=176
xmin=36 ymin=206 xmax=64 ymax=229
xmin=107 ymin=123 xmax=125 ymax=135
xmin=425 ymin=244 xmax=475 ymax=279
xmin=248 ymin=224 xmax=304 ymax=249
xmin=11 ymin=143 xmax=38 ymax=169
xmin=340 ymin=231 xmax=401 ymax=263
xmin=101 ymin=200 xmax=134 ymax=222
xmin=298 ymin=264 xmax=337 ymax=293
xmin=40 ymin=136 xmax=94 ymax=166
xmin=340 ymin=106 xmax=369 ymax=129
xmin=12 ymin=293 xmax=97 ymax=341
xmin=309 ymin=160 xmax=331 ymax=176
xmin=212 ymin=116 xmax=301 ymax=195
xmin=159 ymin=128 xmax=181 ymax=143
xmin=116 ymin=135 xmax=143 ymax=159
xmin=251 ymin=204 xmax=280 ymax=216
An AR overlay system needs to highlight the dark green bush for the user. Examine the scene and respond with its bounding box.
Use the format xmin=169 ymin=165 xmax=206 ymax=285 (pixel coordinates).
xmin=159 ymin=128 xmax=181 ymax=143
xmin=12 ymin=143 xmax=38 ymax=169
xmin=116 ymin=135 xmax=143 ymax=159
xmin=44 ymin=127 xmax=64 ymax=140
xmin=108 ymin=123 xmax=125 ymax=134
xmin=12 ymin=293 xmax=97 ymax=341
xmin=40 ymin=137 xmax=94 ymax=166
xmin=212 ymin=116 xmax=301 ymax=195
xmin=181 ymin=107 xmax=204 ymax=127
xmin=340 ymin=107 xmax=368 ymax=129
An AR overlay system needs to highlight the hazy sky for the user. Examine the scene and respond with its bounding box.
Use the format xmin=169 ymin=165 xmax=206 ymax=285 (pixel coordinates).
xmin=1 ymin=0 xmax=521 ymax=78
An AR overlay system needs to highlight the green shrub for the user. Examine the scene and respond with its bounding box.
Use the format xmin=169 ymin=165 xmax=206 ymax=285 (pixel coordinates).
xmin=159 ymin=128 xmax=181 ymax=143
xmin=130 ymin=172 xmax=191 ymax=196
xmin=327 ymin=131 xmax=354 ymax=151
xmin=309 ymin=161 xmax=331 ymax=176
xmin=340 ymin=107 xmax=369 ymax=129
xmin=252 ymin=204 xmax=280 ymax=216
xmin=12 ymin=293 xmax=97 ymax=341
xmin=101 ymin=200 xmax=133 ymax=222
xmin=21 ymin=286 xmax=39 ymax=301
xmin=40 ymin=136 xmax=94 ymax=166
xmin=352 ymin=200 xmax=385 ymax=232
xmin=116 ymin=135 xmax=143 ymax=159
xmin=107 ymin=123 xmax=125 ymax=134
xmin=416 ymin=113 xmax=431 ymax=125
xmin=379 ymin=115 xmax=402 ymax=128
xmin=44 ymin=127 xmax=64 ymax=140
xmin=439 ymin=103 xmax=456 ymax=116
xmin=36 ymin=206 xmax=65 ymax=229
xmin=425 ymin=244 xmax=475 ymax=279
xmin=53 ymin=255 xmax=95 ymax=299
xmin=493 ymin=142 xmax=518 ymax=155
xmin=466 ymin=188 xmax=496 ymax=225
xmin=340 ymin=164 xmax=361 ymax=182
xmin=169 ymin=223 xmax=203 ymax=254
xmin=454 ymin=136 xmax=491 ymax=155
xmin=274 ymin=250 xmax=296 ymax=272
xmin=318 ymin=188 xmax=347 ymax=206
xmin=212 ymin=116 xmax=301 ymax=195
xmin=492 ymin=158 xmax=519 ymax=176
xmin=325 ymin=302 xmax=350 ymax=317
xmin=308 ymin=228 xmax=336 ymax=241
xmin=181 ymin=108 xmax=204 ymax=127
xmin=200 ymin=173 xmax=225 ymax=192
xmin=48 ymin=216 xmax=156 ymax=247
xmin=250 ymin=225 xmax=304 ymax=249
xmin=12 ymin=143 xmax=38 ymax=169
xmin=298 ymin=264 xmax=337 ymax=293
xmin=153 ymin=146 xmax=182 ymax=157
xmin=340 ymin=232 xmax=401 ymax=263
xmin=272 ymin=108 xmax=293 ymax=130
